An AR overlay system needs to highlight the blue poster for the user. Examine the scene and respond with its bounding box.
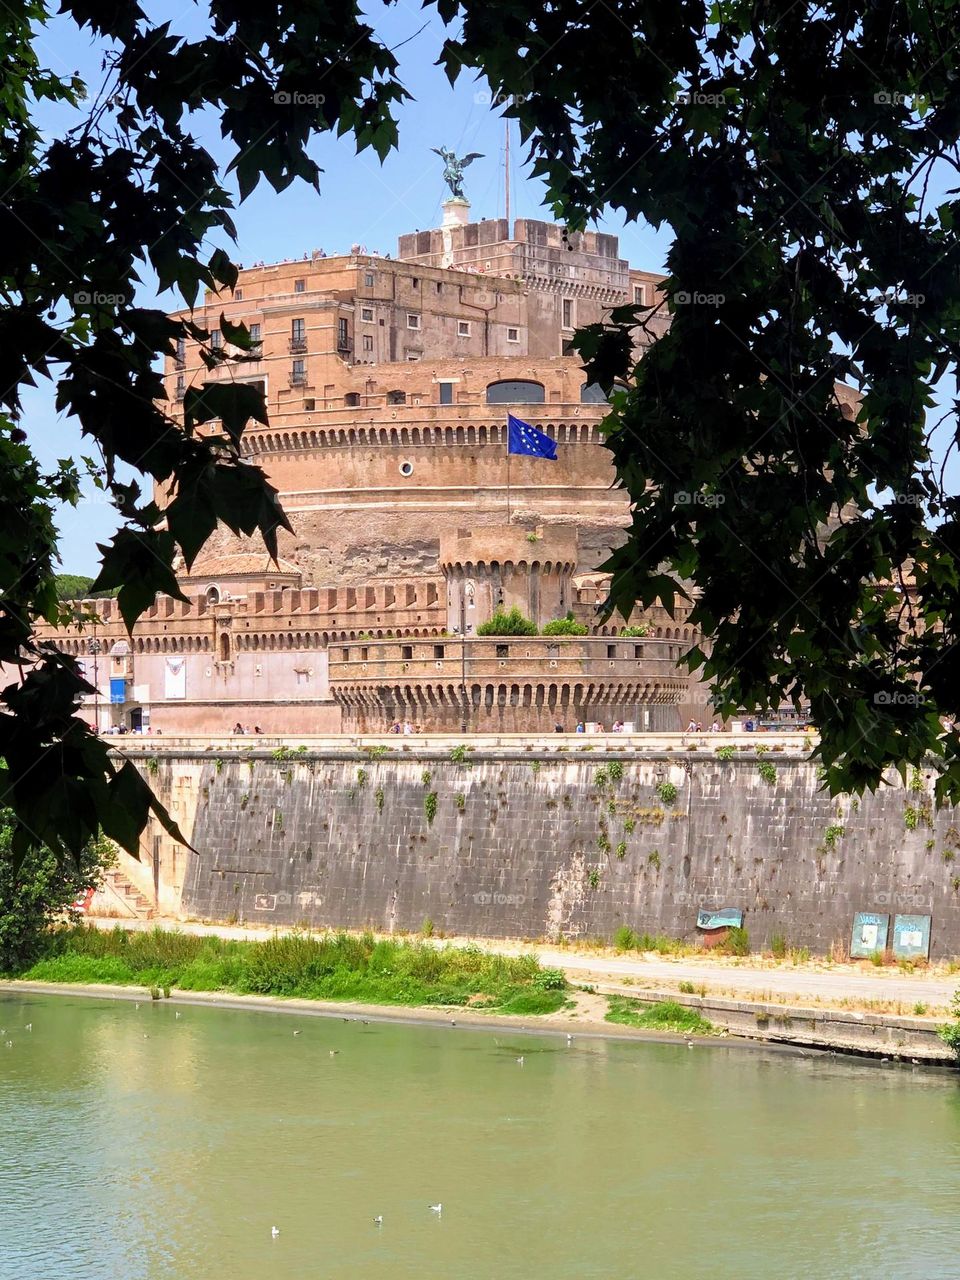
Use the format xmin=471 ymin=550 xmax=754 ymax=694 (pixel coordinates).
xmin=109 ymin=678 xmax=127 ymax=704
xmin=850 ymin=911 xmax=889 ymax=958
xmin=892 ymin=914 xmax=931 ymax=960
xmin=696 ymin=907 xmax=744 ymax=931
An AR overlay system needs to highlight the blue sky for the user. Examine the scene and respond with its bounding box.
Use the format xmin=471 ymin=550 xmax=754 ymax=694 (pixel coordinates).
xmin=28 ymin=3 xmax=671 ymax=575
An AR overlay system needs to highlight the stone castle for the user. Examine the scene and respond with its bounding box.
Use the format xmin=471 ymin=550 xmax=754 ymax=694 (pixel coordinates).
xmin=43 ymin=201 xmax=725 ymax=733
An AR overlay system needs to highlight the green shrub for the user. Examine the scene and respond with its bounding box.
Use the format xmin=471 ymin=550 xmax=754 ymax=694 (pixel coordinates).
xmin=375 ymin=786 xmax=385 ymax=814
xmin=607 ymin=761 xmax=624 ymax=783
xmin=770 ymin=933 xmax=787 ymax=959
xmin=454 ymin=792 xmax=466 ymax=812
xmin=720 ymin=926 xmax=750 ymax=956
xmin=0 ymin=819 xmax=112 ymax=973
xmin=614 ymin=925 xmax=637 ymax=951
xmin=615 ymin=841 xmax=627 ymax=860
xmin=619 ymin=625 xmax=649 ymax=637
xmin=715 ymin=745 xmax=735 ymax=760
xmin=476 ymin=607 xmax=537 ymax=636
xmin=655 ymin=780 xmax=678 ymax=804
xmin=541 ymin=612 xmax=588 ymax=635
xmin=424 ymin=792 xmax=438 ymax=825
xmin=449 ymin=744 xmax=469 ymax=763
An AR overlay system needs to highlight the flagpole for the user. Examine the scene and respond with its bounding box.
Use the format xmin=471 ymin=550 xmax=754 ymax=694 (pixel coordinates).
xmin=506 ymin=449 xmax=512 ymax=522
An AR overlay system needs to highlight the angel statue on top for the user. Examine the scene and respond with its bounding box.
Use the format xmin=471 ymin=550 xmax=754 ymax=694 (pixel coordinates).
xmin=432 ymin=147 xmax=484 ymax=200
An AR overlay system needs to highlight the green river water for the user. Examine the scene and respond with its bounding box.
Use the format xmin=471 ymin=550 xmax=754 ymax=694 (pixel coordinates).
xmin=1 ymin=992 xmax=959 ymax=1280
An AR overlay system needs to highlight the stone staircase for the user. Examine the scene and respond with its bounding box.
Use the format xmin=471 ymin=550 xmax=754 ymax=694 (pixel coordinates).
xmin=89 ymin=867 xmax=156 ymax=920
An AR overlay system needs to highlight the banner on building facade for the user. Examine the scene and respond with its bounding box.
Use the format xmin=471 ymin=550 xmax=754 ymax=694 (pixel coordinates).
xmin=164 ymin=658 xmax=186 ymax=699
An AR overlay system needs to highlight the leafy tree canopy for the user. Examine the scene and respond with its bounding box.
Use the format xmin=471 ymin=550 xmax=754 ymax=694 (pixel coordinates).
xmin=53 ymin=575 xmax=117 ymax=600
xmin=439 ymin=0 xmax=960 ymax=798
xmin=7 ymin=0 xmax=960 ymax=871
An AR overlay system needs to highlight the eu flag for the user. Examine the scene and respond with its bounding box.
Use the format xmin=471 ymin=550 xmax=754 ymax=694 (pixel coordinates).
xmin=507 ymin=413 xmax=557 ymax=460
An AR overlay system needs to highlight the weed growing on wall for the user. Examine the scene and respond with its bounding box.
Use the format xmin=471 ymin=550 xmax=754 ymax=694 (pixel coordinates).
xmin=449 ymin=744 xmax=470 ymax=764
xmin=424 ymin=792 xmax=438 ymax=825
xmin=421 ymin=769 xmax=432 ymax=788
xmin=607 ymin=761 xmax=624 ymax=784
xmin=615 ymin=841 xmax=627 ymax=860
xmin=623 ymin=818 xmax=636 ymax=835
xmin=146 ymin=757 xmax=159 ymax=776
xmin=375 ymin=786 xmax=385 ymax=814
xmin=214 ymin=758 xmax=223 ymax=775
xmin=648 ymin=850 xmax=661 ymax=870
xmin=593 ymin=766 xmax=609 ymax=789
xmin=757 ymin=761 xmax=777 ymax=785
xmin=715 ymin=745 xmax=735 ymax=761
xmin=655 ymin=780 xmax=678 ymax=804
xmin=356 ymin=768 xmax=368 ymax=787
xmin=823 ymin=824 xmax=845 ymax=849
xmin=454 ymin=792 xmax=466 ymax=812
xmin=588 ymin=867 xmax=602 ymax=889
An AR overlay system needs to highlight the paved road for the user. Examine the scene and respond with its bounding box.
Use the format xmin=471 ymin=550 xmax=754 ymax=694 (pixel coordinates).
xmin=97 ymin=916 xmax=959 ymax=1010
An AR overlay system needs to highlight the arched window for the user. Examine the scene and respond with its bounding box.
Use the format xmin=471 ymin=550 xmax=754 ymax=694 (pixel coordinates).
xmin=219 ymin=632 xmax=230 ymax=662
xmin=580 ymin=382 xmax=608 ymax=403
xmin=344 ymin=392 xmax=360 ymax=407
xmin=206 ymin=585 xmax=220 ymax=605
xmin=485 ymin=380 xmax=546 ymax=404
xmin=387 ymin=390 xmax=406 ymax=405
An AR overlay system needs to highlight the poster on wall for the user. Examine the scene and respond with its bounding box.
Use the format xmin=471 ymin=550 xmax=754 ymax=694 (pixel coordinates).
xmin=696 ymin=907 xmax=744 ymax=931
xmin=164 ymin=657 xmax=186 ymax=699
xmin=892 ymin=914 xmax=931 ymax=960
xmin=850 ymin=911 xmax=890 ymax=958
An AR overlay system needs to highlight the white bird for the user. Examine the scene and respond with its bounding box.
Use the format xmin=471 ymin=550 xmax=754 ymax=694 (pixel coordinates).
xmin=566 ymin=1034 xmax=573 ymax=1043
xmin=135 ymin=1003 xmax=140 ymax=1010
xmin=516 ymin=1055 xmax=524 ymax=1065
xmin=24 ymin=1024 xmax=32 ymax=1031
xmin=329 ymin=1049 xmax=339 ymax=1056
xmin=271 ymin=1226 xmax=280 ymax=1238
xmin=374 ymin=1216 xmax=383 ymax=1227
xmin=175 ymin=1012 xmax=181 ymax=1020
xmin=293 ymin=1030 xmax=301 ymax=1036
xmin=429 ymin=1203 xmax=442 ymax=1214
xmin=4 ymin=1041 xmax=11 ymax=1048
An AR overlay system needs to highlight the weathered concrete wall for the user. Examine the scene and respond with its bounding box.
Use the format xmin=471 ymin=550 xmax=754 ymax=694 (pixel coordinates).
xmin=146 ymin=746 xmax=960 ymax=955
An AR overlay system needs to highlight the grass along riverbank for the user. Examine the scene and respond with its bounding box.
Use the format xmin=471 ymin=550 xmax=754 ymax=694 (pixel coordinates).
xmin=18 ymin=926 xmax=569 ymax=1015
xmin=605 ymin=995 xmax=717 ymax=1035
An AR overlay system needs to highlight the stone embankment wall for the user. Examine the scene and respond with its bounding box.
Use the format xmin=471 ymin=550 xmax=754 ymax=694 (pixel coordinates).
xmin=129 ymin=742 xmax=960 ymax=956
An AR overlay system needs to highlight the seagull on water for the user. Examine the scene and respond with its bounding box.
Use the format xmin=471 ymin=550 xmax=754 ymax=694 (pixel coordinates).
xmin=329 ymin=1049 xmax=339 ymax=1056
xmin=175 ymin=1012 xmax=181 ymax=1020
xmin=293 ymin=1029 xmax=301 ymax=1036
xmin=271 ymin=1226 xmax=280 ymax=1238
xmin=516 ymin=1055 xmax=524 ymax=1066
xmin=24 ymin=1024 xmax=32 ymax=1031
xmin=374 ymin=1216 xmax=383 ymax=1227
xmin=4 ymin=1041 xmax=11 ymax=1048
xmin=429 ymin=1203 xmax=442 ymax=1215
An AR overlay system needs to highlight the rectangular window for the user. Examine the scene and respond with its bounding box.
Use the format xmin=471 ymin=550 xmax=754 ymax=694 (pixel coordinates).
xmin=434 ymin=644 xmax=445 ymax=659
xmin=360 ymin=306 xmax=374 ymax=322
xmin=457 ymin=320 xmax=471 ymax=337
xmin=175 ymin=337 xmax=186 ymax=368
xmin=291 ymin=318 xmax=305 ymax=342
xmin=562 ymin=298 xmax=573 ymax=328
xmin=175 ymin=374 xmax=185 ymax=399
xmin=438 ymin=382 xmax=454 ymax=405
xmin=291 ymin=358 xmax=305 ymax=384
xmin=210 ymin=328 xmax=222 ymax=349
xmin=407 ymin=313 xmax=420 ymax=330
xmin=607 ymin=644 xmax=617 ymax=659
xmin=407 ymin=353 xmax=420 ymax=361
xmin=234 ymin=289 xmax=243 ymax=301
xmin=507 ymin=327 xmax=519 ymax=342
xmin=365 ymin=272 xmax=375 ymax=287
xmin=362 ymin=334 xmax=374 ymax=352
xmin=303 ymin=398 xmax=316 ymax=411
xmin=338 ymin=318 xmax=349 ymax=349
xmin=360 ymin=646 xmax=369 ymax=662
xmin=341 ymin=647 xmax=349 ymax=661
xmin=634 ymin=284 xmax=646 ymax=305
xmin=249 ymin=322 xmax=261 ymax=344
xmin=294 ymin=278 xmax=305 ymax=293
xmin=401 ymin=644 xmax=413 ymax=660
xmin=496 ymin=644 xmax=509 ymax=659
xmin=634 ymin=644 xmax=644 ymax=659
